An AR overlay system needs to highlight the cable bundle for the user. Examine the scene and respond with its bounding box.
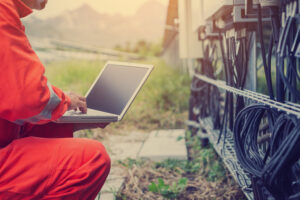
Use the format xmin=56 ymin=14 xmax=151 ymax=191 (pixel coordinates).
xmin=257 ymin=1 xmax=300 ymax=102
xmin=218 ymin=32 xmax=250 ymax=144
xmin=203 ymin=43 xmax=222 ymax=129
xmin=189 ymin=42 xmax=222 ymax=131
xmin=234 ymin=104 xmax=300 ymax=199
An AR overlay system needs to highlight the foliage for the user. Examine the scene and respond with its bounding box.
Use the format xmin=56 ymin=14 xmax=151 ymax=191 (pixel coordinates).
xmin=148 ymin=178 xmax=187 ymax=199
xmin=208 ymin=162 xmax=226 ymax=182
xmin=115 ymin=40 xmax=163 ymax=57
xmin=184 ymin=130 xmax=225 ymax=181
xmin=45 ymin=60 xmax=104 ymax=95
xmin=154 ymin=159 xmax=201 ymax=175
xmin=117 ymin=158 xmax=145 ymax=168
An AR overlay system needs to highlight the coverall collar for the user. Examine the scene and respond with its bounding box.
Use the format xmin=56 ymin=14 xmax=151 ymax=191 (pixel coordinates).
xmin=13 ymin=0 xmax=33 ymax=18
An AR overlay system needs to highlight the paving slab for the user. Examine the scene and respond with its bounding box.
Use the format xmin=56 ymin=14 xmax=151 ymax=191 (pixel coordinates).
xmin=103 ymin=132 xmax=147 ymax=162
xmin=138 ymin=129 xmax=187 ymax=162
xmin=101 ymin=178 xmax=124 ymax=193
xmin=109 ymin=142 xmax=143 ymax=161
xmin=95 ymin=131 xmax=147 ymax=200
xmin=98 ymin=193 xmax=115 ymax=200
xmin=95 ymin=169 xmax=124 ymax=200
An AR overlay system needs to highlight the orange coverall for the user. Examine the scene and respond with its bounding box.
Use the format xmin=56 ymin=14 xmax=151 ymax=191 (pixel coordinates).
xmin=0 ymin=0 xmax=111 ymax=199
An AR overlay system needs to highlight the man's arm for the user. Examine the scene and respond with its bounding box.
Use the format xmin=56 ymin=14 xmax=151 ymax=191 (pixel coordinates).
xmin=0 ymin=20 xmax=70 ymax=125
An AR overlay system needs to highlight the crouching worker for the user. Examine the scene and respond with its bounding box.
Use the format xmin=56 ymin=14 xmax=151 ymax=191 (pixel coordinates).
xmin=0 ymin=0 xmax=111 ymax=199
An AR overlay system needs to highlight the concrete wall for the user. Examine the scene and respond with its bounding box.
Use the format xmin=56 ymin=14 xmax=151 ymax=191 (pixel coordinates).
xmin=178 ymin=0 xmax=203 ymax=60
xmin=162 ymin=34 xmax=182 ymax=70
xmin=162 ymin=0 xmax=205 ymax=73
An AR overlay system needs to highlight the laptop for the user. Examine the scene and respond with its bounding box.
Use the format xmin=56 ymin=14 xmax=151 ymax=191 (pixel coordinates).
xmin=56 ymin=61 xmax=153 ymax=123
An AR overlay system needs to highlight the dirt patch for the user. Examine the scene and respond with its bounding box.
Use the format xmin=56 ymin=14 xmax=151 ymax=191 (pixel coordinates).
xmin=117 ymin=161 xmax=245 ymax=200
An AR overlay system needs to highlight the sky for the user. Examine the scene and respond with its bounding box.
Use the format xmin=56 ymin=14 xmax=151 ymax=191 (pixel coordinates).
xmin=32 ymin=0 xmax=168 ymax=18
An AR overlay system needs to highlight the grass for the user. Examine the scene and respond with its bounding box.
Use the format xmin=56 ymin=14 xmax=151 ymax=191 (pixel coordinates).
xmin=45 ymin=58 xmax=190 ymax=131
xmin=45 ymin=60 xmax=104 ymax=95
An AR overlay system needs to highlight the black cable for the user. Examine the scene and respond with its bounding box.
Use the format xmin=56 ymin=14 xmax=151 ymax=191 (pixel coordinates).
xmin=203 ymin=43 xmax=222 ymax=129
xmin=234 ymin=103 xmax=300 ymax=200
xmin=272 ymin=5 xmax=286 ymax=103
xmin=276 ymin=14 xmax=300 ymax=102
xmin=189 ymin=43 xmax=222 ymax=130
xmin=262 ymin=121 xmax=300 ymax=199
xmin=217 ymin=31 xmax=250 ymax=144
xmin=258 ymin=4 xmax=275 ymax=99
xmin=234 ymin=104 xmax=278 ymax=176
xmin=218 ymin=32 xmax=230 ymax=143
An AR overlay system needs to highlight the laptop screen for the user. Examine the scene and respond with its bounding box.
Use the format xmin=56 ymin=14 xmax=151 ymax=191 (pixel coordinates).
xmin=86 ymin=63 xmax=151 ymax=115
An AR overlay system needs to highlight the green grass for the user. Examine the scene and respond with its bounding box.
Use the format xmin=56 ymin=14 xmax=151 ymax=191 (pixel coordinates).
xmin=45 ymin=58 xmax=190 ymax=130
xmin=45 ymin=60 xmax=104 ymax=95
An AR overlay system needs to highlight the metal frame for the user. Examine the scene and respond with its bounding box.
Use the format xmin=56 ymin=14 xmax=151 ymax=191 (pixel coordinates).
xmin=192 ymin=73 xmax=300 ymax=117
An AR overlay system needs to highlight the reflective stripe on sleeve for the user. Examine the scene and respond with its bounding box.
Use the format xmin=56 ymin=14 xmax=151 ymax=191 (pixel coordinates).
xmin=14 ymin=82 xmax=61 ymax=125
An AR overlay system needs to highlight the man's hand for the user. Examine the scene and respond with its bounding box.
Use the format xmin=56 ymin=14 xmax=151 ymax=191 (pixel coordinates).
xmin=66 ymin=92 xmax=87 ymax=114
xmin=65 ymin=92 xmax=110 ymax=131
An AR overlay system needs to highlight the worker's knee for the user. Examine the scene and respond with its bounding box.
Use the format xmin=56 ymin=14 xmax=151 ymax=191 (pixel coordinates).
xmin=85 ymin=139 xmax=111 ymax=173
xmin=96 ymin=141 xmax=111 ymax=174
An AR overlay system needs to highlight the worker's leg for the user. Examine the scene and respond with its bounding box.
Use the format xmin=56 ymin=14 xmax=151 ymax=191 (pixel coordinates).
xmin=0 ymin=136 xmax=111 ymax=200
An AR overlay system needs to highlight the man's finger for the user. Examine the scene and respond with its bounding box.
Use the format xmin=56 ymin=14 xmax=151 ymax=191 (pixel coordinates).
xmin=78 ymin=100 xmax=87 ymax=114
xmin=79 ymin=107 xmax=87 ymax=114
xmin=78 ymin=96 xmax=86 ymax=101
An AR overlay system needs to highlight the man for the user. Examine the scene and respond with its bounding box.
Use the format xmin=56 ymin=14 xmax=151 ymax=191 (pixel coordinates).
xmin=0 ymin=0 xmax=111 ymax=199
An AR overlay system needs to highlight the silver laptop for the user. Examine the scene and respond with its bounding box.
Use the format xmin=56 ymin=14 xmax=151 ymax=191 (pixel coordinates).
xmin=56 ymin=61 xmax=153 ymax=123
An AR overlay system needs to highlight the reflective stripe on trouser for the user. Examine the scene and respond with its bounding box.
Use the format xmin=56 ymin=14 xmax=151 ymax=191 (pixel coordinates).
xmin=0 ymin=136 xmax=111 ymax=200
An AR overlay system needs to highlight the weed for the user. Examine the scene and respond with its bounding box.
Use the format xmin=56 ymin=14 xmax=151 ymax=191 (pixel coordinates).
xmin=176 ymin=135 xmax=184 ymax=141
xmin=148 ymin=178 xmax=187 ymax=199
xmin=118 ymin=158 xmax=145 ymax=168
xmin=184 ymin=161 xmax=201 ymax=174
xmin=185 ymin=130 xmax=226 ymax=181
xmin=207 ymin=161 xmax=225 ymax=182
xmin=155 ymin=159 xmax=186 ymax=172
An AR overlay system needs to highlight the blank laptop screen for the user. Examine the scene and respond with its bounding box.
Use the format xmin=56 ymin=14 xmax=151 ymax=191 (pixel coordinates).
xmin=86 ymin=64 xmax=149 ymax=115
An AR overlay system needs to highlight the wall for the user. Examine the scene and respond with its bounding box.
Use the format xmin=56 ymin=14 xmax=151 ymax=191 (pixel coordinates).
xmin=162 ymin=34 xmax=183 ymax=69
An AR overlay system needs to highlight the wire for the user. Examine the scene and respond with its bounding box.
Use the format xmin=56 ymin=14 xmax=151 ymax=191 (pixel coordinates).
xmin=258 ymin=4 xmax=275 ymax=99
xmin=217 ymin=31 xmax=250 ymax=144
xmin=234 ymin=103 xmax=300 ymax=199
xmin=276 ymin=13 xmax=300 ymax=102
xmin=189 ymin=48 xmax=222 ymax=130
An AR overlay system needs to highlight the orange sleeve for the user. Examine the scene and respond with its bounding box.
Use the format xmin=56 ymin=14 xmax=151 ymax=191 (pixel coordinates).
xmin=0 ymin=18 xmax=70 ymax=125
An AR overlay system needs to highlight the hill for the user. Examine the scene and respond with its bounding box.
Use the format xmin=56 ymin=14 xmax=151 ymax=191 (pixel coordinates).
xmin=23 ymin=0 xmax=166 ymax=48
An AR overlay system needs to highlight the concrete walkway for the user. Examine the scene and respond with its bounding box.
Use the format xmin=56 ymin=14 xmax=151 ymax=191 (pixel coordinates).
xmin=139 ymin=129 xmax=187 ymax=161
xmin=96 ymin=129 xmax=187 ymax=200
